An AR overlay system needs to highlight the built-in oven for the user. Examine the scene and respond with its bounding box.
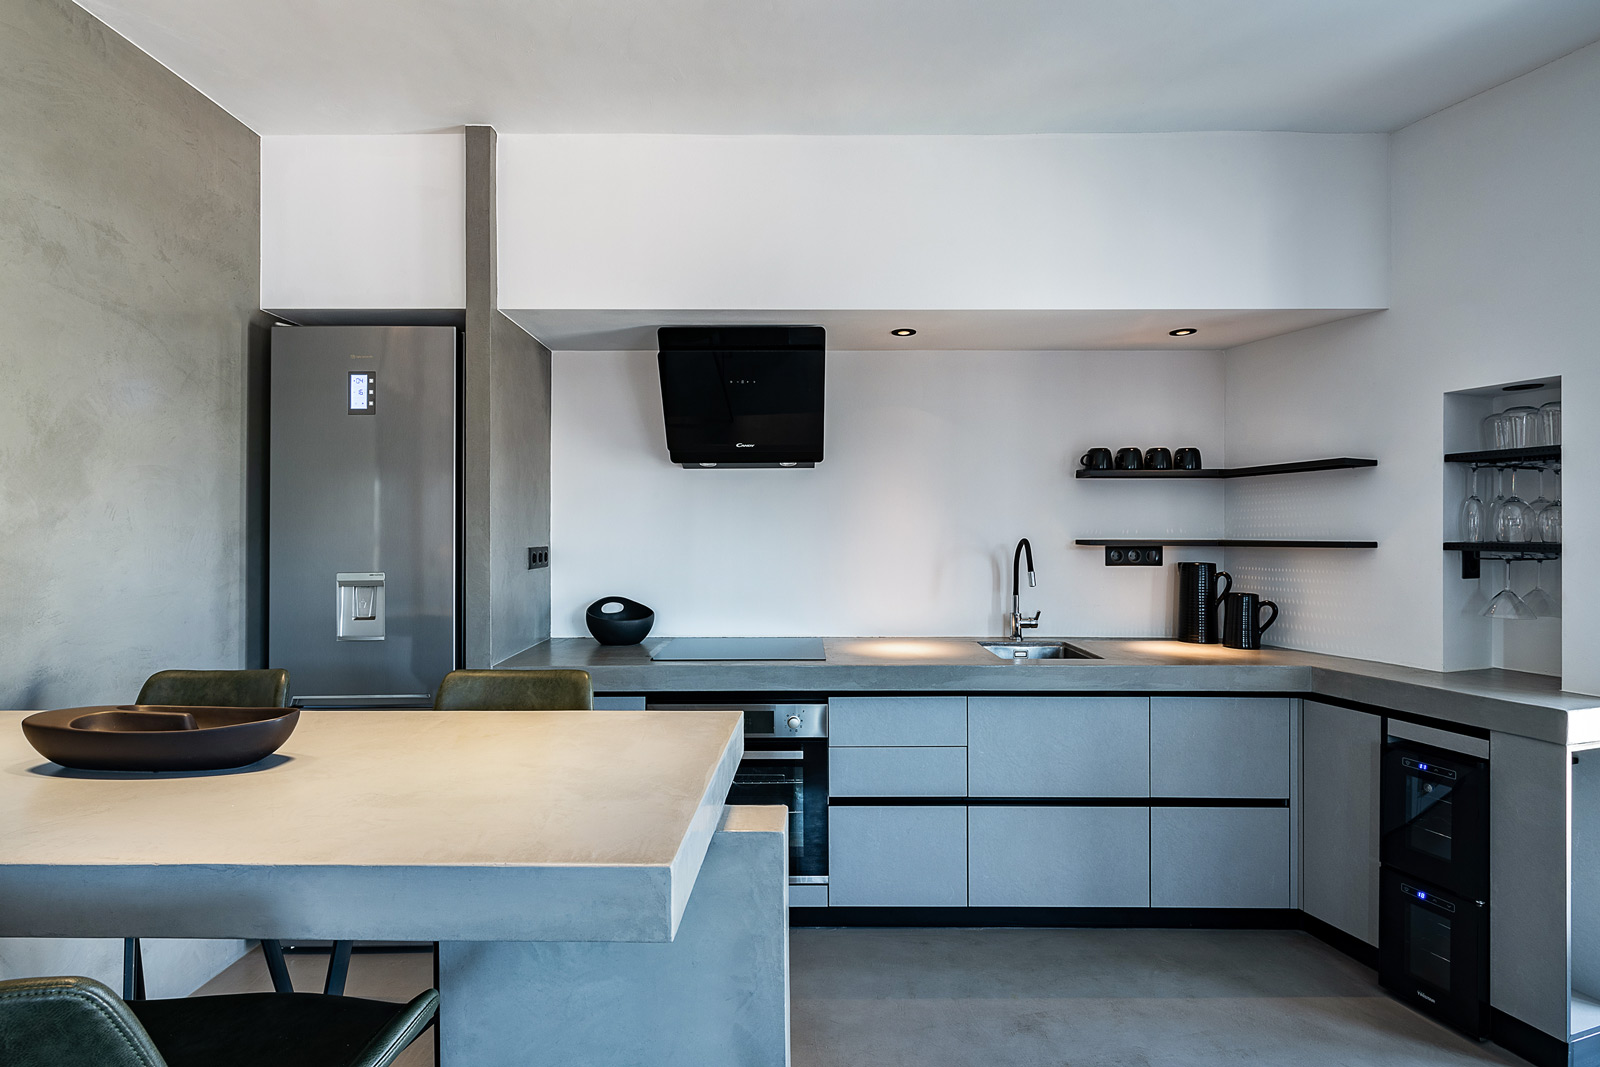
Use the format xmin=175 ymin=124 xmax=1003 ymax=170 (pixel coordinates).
xmin=1379 ymin=868 xmax=1489 ymax=1036
xmin=1380 ymin=739 xmax=1489 ymax=898
xmin=649 ymin=702 xmax=828 ymax=888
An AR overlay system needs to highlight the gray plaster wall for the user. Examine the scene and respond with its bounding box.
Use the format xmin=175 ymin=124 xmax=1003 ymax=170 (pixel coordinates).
xmin=0 ymin=0 xmax=258 ymax=989
xmin=463 ymin=125 xmax=551 ymax=666
xmin=0 ymin=0 xmax=262 ymax=708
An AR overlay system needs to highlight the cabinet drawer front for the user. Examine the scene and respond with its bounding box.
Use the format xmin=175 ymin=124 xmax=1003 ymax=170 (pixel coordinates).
xmin=968 ymin=697 xmax=1150 ymax=797
xmin=828 ymin=805 xmax=967 ymax=907
xmin=1150 ymin=806 xmax=1290 ymax=908
xmin=830 ymin=696 xmax=967 ymax=747
xmin=969 ymin=805 xmax=1150 ymax=907
xmin=830 ymin=747 xmax=967 ymax=798
xmin=1150 ymin=697 xmax=1291 ymax=798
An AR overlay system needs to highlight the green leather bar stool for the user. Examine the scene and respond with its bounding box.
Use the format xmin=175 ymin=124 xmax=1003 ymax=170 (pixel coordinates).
xmin=127 ymin=669 xmax=298 ymax=999
xmin=432 ymin=668 xmax=593 ymax=711
xmin=135 ymin=669 xmax=290 ymax=709
xmin=0 ymin=975 xmax=436 ymax=1067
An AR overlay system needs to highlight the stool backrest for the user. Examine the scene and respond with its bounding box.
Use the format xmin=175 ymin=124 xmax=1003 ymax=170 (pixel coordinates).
xmin=433 ymin=669 xmax=593 ymax=711
xmin=136 ymin=669 xmax=290 ymax=708
xmin=0 ymin=976 xmax=167 ymax=1067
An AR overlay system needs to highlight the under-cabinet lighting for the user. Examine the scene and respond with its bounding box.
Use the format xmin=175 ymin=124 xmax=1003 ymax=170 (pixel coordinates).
xmin=890 ymin=328 xmax=917 ymax=337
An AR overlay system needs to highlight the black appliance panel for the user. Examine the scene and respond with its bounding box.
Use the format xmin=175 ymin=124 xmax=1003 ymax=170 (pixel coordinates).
xmin=658 ymin=325 xmax=825 ymax=466
xmin=727 ymin=738 xmax=828 ymax=880
xmin=1379 ymin=868 xmax=1489 ymax=1037
xmin=1381 ymin=740 xmax=1489 ymax=897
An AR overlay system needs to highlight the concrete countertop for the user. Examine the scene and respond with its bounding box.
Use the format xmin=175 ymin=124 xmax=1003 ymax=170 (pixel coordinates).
xmin=498 ymin=637 xmax=1600 ymax=746
xmin=0 ymin=709 xmax=743 ymax=942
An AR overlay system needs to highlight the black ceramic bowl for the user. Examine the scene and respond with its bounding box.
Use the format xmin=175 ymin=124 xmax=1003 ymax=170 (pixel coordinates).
xmin=20 ymin=705 xmax=300 ymax=772
xmin=586 ymin=597 xmax=655 ymax=645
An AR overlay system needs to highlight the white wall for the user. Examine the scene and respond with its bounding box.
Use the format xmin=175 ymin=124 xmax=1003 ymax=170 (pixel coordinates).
xmin=1222 ymin=40 xmax=1600 ymax=694
xmin=260 ymin=133 xmax=465 ymax=311
xmin=500 ymin=133 xmax=1388 ymax=313
xmin=552 ymin=349 xmax=1226 ymax=638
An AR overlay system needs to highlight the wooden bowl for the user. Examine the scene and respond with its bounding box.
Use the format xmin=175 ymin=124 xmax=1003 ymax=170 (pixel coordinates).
xmin=20 ymin=705 xmax=299 ymax=772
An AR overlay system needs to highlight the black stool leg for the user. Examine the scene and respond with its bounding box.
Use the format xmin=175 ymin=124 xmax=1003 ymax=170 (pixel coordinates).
xmin=324 ymin=940 xmax=353 ymax=996
xmin=261 ymin=939 xmax=294 ymax=993
xmin=122 ymin=937 xmax=145 ymax=1001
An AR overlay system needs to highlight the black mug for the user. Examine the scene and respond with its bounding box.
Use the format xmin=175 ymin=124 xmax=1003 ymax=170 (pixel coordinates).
xmin=1144 ymin=447 xmax=1173 ymax=470
xmin=1177 ymin=562 xmax=1232 ymax=644
xmin=1080 ymin=447 xmax=1113 ymax=470
xmin=1114 ymin=447 xmax=1144 ymax=470
xmin=1175 ymin=447 xmax=1203 ymax=470
xmin=1223 ymin=592 xmax=1279 ymax=650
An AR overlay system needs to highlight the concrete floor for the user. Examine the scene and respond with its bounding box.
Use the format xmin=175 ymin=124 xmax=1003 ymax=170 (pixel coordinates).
xmin=197 ymin=929 xmax=1526 ymax=1066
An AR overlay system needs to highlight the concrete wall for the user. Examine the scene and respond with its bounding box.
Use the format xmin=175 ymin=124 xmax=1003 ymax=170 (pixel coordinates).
xmin=551 ymin=348 xmax=1226 ymax=638
xmin=0 ymin=0 xmax=256 ymax=986
xmin=498 ymin=132 xmax=1388 ymax=313
xmin=1222 ymin=39 xmax=1600 ymax=695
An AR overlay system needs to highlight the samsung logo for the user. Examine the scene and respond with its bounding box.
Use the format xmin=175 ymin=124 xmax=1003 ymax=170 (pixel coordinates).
xmin=736 ymin=442 xmax=755 ymax=448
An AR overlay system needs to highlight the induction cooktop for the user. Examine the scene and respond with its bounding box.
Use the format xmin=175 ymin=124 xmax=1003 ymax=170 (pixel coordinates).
xmin=649 ymin=637 xmax=827 ymax=661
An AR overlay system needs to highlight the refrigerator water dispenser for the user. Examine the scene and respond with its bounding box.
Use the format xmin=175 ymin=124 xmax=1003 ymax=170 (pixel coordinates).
xmin=336 ymin=573 xmax=386 ymax=640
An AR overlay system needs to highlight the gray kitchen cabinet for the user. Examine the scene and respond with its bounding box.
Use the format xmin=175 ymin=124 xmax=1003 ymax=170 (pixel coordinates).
xmin=1150 ymin=806 xmax=1291 ymax=908
xmin=829 ymin=805 xmax=967 ymax=906
xmin=968 ymin=697 xmax=1149 ymax=797
xmin=830 ymin=747 xmax=967 ymax=797
xmin=830 ymin=696 xmax=967 ymax=747
xmin=1150 ymin=696 xmax=1291 ymax=798
xmin=969 ymin=805 xmax=1150 ymax=907
xmin=1301 ymin=699 xmax=1381 ymax=945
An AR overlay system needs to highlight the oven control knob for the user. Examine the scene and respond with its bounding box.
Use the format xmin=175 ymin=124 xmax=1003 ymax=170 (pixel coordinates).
xmin=787 ymin=715 xmax=802 ymax=730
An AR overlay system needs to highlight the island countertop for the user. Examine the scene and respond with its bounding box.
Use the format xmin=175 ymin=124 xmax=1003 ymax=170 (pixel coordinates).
xmin=498 ymin=637 xmax=1600 ymax=746
xmin=0 ymin=709 xmax=743 ymax=943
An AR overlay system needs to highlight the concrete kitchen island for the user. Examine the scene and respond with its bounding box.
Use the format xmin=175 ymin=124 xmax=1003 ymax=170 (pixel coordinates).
xmin=503 ymin=636 xmax=1600 ymax=1067
xmin=0 ymin=710 xmax=789 ymax=1067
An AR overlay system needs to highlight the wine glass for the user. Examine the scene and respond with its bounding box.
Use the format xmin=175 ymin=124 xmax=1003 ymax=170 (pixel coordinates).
xmin=1459 ymin=468 xmax=1485 ymax=542
xmin=1487 ymin=469 xmax=1508 ymax=537
xmin=1524 ymin=560 xmax=1560 ymax=618
xmin=1483 ymin=560 xmax=1536 ymax=620
xmin=1539 ymin=496 xmax=1561 ymax=544
xmin=1496 ymin=470 xmax=1531 ymax=543
xmin=1526 ymin=469 xmax=1552 ymax=542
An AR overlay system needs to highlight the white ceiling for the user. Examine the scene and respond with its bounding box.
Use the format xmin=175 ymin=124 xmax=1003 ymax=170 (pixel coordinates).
xmin=75 ymin=0 xmax=1600 ymax=135
xmin=504 ymin=309 xmax=1378 ymax=352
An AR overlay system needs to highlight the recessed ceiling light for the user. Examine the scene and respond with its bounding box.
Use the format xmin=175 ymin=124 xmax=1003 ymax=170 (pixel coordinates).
xmin=1503 ymin=382 xmax=1546 ymax=392
xmin=1169 ymin=328 xmax=1198 ymax=337
xmin=890 ymin=328 xmax=917 ymax=337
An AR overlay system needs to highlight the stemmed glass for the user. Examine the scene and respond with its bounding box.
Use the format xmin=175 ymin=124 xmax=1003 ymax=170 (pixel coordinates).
xmin=1487 ymin=469 xmax=1508 ymax=537
xmin=1495 ymin=470 xmax=1531 ymax=543
xmin=1460 ymin=468 xmax=1485 ymax=542
xmin=1539 ymin=471 xmax=1562 ymax=543
xmin=1482 ymin=560 xmax=1536 ymax=620
xmin=1526 ymin=469 xmax=1553 ymax=541
xmin=1524 ymin=560 xmax=1561 ymax=618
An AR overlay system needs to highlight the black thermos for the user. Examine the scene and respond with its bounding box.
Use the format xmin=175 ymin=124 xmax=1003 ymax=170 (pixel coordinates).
xmin=1176 ymin=562 xmax=1232 ymax=644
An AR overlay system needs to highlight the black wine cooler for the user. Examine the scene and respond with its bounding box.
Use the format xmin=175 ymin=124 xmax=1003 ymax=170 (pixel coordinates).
xmin=1379 ymin=736 xmax=1490 ymax=1036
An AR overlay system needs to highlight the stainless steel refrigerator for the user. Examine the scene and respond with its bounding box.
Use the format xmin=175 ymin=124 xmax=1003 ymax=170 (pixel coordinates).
xmin=268 ymin=326 xmax=458 ymax=706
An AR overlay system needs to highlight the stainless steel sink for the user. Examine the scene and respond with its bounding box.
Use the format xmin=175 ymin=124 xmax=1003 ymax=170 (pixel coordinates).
xmin=978 ymin=641 xmax=1099 ymax=660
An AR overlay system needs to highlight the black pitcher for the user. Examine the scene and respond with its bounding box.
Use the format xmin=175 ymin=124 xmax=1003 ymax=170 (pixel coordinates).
xmin=1176 ymin=562 xmax=1231 ymax=644
xmin=1222 ymin=592 xmax=1280 ymax=650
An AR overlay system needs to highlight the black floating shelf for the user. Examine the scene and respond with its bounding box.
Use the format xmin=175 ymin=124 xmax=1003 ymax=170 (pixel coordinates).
xmin=1443 ymin=446 xmax=1560 ymax=465
xmin=1076 ymin=457 xmax=1376 ymax=479
xmin=1076 ymin=539 xmax=1378 ymax=549
xmin=1444 ymin=541 xmax=1560 ymax=580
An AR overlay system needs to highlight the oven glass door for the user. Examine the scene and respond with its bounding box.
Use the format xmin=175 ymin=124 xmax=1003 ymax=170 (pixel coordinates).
xmin=1379 ymin=869 xmax=1488 ymax=1036
xmin=1380 ymin=742 xmax=1488 ymax=896
xmin=726 ymin=740 xmax=827 ymax=880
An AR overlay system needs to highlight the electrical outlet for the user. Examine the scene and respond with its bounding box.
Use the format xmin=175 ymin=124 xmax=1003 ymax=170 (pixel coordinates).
xmin=1104 ymin=545 xmax=1163 ymax=566
xmin=527 ymin=546 xmax=549 ymax=570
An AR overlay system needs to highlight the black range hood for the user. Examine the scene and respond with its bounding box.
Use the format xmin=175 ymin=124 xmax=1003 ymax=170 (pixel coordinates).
xmin=657 ymin=325 xmax=825 ymax=468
